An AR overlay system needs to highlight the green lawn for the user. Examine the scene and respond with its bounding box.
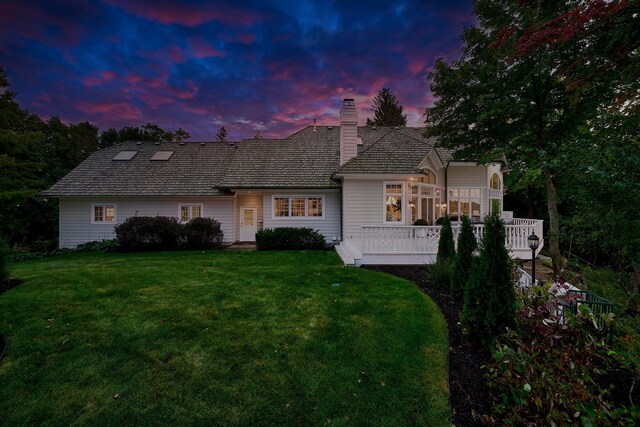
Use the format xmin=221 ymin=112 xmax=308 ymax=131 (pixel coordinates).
xmin=0 ymin=250 xmax=449 ymax=426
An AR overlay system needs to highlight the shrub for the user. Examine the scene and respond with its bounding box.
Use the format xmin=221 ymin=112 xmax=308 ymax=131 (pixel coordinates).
xmin=0 ymin=238 xmax=8 ymax=282
xmin=462 ymin=212 xmax=516 ymax=347
xmin=115 ymin=216 xmax=182 ymax=251
xmin=437 ymin=215 xmax=455 ymax=263
xmin=183 ymin=217 xmax=224 ymax=249
xmin=256 ymin=227 xmax=326 ymax=250
xmin=413 ymin=219 xmax=429 ymax=226
xmin=76 ymin=239 xmax=119 ymax=252
xmin=451 ymin=216 xmax=477 ymax=302
xmin=483 ymin=284 xmax=639 ymax=426
xmin=428 ymin=258 xmax=453 ymax=289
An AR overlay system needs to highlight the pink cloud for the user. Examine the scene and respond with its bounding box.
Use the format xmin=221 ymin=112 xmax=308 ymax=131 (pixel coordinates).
xmin=105 ymin=0 xmax=266 ymax=27
xmin=408 ymin=58 xmax=427 ymax=75
xmin=76 ymin=101 xmax=144 ymax=122
xmin=187 ymin=38 xmax=225 ymax=59
xmin=139 ymin=44 xmax=187 ymax=64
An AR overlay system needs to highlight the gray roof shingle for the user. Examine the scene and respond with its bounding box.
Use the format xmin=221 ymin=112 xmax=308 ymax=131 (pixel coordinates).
xmin=41 ymin=125 xmax=460 ymax=197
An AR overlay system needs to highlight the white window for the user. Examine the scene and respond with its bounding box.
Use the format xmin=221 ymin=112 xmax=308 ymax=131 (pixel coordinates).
xmin=179 ymin=204 xmax=203 ymax=222
xmin=384 ymin=182 xmax=404 ymax=223
xmin=92 ymin=204 xmax=116 ymax=224
xmin=448 ymin=188 xmax=482 ymax=220
xmin=272 ymin=196 xmax=324 ymax=219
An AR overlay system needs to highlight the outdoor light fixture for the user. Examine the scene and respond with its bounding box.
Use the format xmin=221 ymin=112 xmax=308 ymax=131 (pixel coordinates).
xmin=409 ymin=200 xmax=415 ymax=209
xmin=528 ymin=233 xmax=540 ymax=285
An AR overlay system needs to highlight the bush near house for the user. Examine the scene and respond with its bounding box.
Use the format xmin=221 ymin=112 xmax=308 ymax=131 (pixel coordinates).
xmin=182 ymin=217 xmax=224 ymax=249
xmin=0 ymin=239 xmax=8 ymax=282
xmin=256 ymin=227 xmax=326 ymax=250
xmin=413 ymin=219 xmax=429 ymax=226
xmin=451 ymin=216 xmax=477 ymax=302
xmin=115 ymin=216 xmax=182 ymax=251
xmin=429 ymin=215 xmax=456 ymax=289
xmin=462 ymin=212 xmax=516 ymax=347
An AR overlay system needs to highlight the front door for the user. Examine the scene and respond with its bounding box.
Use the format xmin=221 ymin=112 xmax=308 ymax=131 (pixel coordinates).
xmin=239 ymin=207 xmax=257 ymax=242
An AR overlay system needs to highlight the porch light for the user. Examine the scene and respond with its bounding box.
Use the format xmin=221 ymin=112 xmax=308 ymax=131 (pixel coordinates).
xmin=409 ymin=200 xmax=415 ymax=209
xmin=528 ymin=233 xmax=540 ymax=285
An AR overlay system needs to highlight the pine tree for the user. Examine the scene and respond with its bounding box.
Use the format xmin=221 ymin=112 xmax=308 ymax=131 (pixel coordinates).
xmin=462 ymin=212 xmax=516 ymax=347
xmin=436 ymin=215 xmax=455 ymax=263
xmin=215 ymin=126 xmax=228 ymax=142
xmin=174 ymin=128 xmax=190 ymax=143
xmin=366 ymin=88 xmax=407 ymax=127
xmin=451 ymin=216 xmax=477 ymax=302
xmin=253 ymin=131 xmax=263 ymax=140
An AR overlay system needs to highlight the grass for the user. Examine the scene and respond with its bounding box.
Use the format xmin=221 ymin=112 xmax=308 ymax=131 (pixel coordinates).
xmin=0 ymin=250 xmax=449 ymax=426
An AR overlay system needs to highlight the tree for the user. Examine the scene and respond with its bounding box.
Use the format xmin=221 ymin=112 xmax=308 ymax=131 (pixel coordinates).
xmin=253 ymin=131 xmax=263 ymax=140
xmin=424 ymin=0 xmax=628 ymax=277
xmin=462 ymin=212 xmax=515 ymax=347
xmin=451 ymin=216 xmax=477 ymax=302
xmin=215 ymin=126 xmax=228 ymax=142
xmin=174 ymin=128 xmax=190 ymax=143
xmin=437 ymin=215 xmax=455 ymax=262
xmin=366 ymin=88 xmax=407 ymax=127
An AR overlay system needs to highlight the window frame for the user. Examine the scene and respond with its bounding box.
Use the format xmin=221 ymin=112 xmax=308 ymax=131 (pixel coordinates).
xmin=178 ymin=204 xmax=204 ymax=223
xmin=271 ymin=195 xmax=325 ymax=220
xmin=383 ymin=181 xmax=405 ymax=224
xmin=91 ymin=203 xmax=117 ymax=224
xmin=447 ymin=187 xmax=483 ymax=220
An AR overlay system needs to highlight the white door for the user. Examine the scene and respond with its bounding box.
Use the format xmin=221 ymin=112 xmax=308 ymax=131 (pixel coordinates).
xmin=239 ymin=207 xmax=257 ymax=241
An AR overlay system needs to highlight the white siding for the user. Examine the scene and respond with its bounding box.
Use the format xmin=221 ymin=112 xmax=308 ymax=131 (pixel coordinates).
xmin=58 ymin=197 xmax=235 ymax=248
xmin=343 ymin=180 xmax=384 ymax=240
xmin=263 ymin=190 xmax=341 ymax=242
xmin=447 ymin=165 xmax=487 ymax=187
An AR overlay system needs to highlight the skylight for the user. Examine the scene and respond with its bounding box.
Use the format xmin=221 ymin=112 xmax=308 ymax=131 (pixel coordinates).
xmin=150 ymin=151 xmax=174 ymax=161
xmin=112 ymin=151 xmax=138 ymax=161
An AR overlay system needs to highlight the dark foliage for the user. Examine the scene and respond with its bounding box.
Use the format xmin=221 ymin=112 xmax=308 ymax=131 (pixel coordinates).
xmin=436 ymin=215 xmax=455 ymax=263
xmin=215 ymin=126 xmax=228 ymax=142
xmin=0 ymin=238 xmax=8 ymax=282
xmin=115 ymin=216 xmax=182 ymax=252
xmin=484 ymin=283 xmax=639 ymax=425
xmin=76 ymin=239 xmax=119 ymax=252
xmin=451 ymin=216 xmax=477 ymax=302
xmin=182 ymin=217 xmax=224 ymax=249
xmin=413 ymin=219 xmax=429 ymax=226
xmin=365 ymin=88 xmax=407 ymax=127
xmin=462 ymin=213 xmax=516 ymax=347
xmin=256 ymin=227 xmax=326 ymax=250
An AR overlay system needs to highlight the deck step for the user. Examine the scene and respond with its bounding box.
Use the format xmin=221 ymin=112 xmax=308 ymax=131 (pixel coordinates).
xmin=335 ymin=243 xmax=355 ymax=265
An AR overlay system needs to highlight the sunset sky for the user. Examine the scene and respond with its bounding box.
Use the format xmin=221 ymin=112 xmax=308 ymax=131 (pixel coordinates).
xmin=0 ymin=0 xmax=475 ymax=140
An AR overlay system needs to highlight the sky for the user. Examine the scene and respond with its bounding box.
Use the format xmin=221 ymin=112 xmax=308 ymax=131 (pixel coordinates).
xmin=0 ymin=0 xmax=475 ymax=141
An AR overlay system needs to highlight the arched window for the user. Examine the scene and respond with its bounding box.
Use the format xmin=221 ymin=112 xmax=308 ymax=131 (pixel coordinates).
xmin=490 ymin=173 xmax=501 ymax=190
xmin=419 ymin=169 xmax=437 ymax=185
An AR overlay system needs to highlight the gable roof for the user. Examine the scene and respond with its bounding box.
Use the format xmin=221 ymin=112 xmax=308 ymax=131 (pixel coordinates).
xmin=41 ymin=125 xmax=461 ymax=197
xmin=41 ymin=141 xmax=237 ymax=197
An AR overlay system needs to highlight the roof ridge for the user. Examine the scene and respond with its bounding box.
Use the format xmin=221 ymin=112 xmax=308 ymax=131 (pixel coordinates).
xmin=336 ymin=128 xmax=394 ymax=170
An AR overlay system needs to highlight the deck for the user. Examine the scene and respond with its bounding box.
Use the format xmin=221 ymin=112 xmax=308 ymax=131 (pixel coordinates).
xmin=336 ymin=218 xmax=544 ymax=266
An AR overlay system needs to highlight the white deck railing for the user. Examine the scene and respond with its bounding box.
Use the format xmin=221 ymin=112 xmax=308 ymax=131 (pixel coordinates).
xmin=361 ymin=218 xmax=543 ymax=256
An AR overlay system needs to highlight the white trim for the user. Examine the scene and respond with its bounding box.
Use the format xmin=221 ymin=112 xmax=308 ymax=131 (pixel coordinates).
xmin=239 ymin=207 xmax=258 ymax=241
xmin=271 ymin=195 xmax=326 ymax=220
xmin=383 ymin=181 xmax=405 ymax=224
xmin=178 ymin=203 xmax=204 ymax=223
xmin=90 ymin=203 xmax=116 ymax=224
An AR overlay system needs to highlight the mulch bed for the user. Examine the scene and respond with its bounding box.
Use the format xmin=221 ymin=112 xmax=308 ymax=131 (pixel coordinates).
xmin=365 ymin=265 xmax=491 ymax=426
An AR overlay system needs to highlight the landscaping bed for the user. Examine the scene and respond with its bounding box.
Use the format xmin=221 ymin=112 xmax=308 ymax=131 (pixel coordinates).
xmin=366 ymin=265 xmax=491 ymax=426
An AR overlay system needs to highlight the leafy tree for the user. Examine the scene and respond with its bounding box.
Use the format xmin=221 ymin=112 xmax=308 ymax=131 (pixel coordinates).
xmin=98 ymin=128 xmax=119 ymax=149
xmin=366 ymin=88 xmax=407 ymax=127
xmin=424 ymin=0 xmax=634 ymax=277
xmin=462 ymin=212 xmax=516 ymax=347
xmin=436 ymin=215 xmax=455 ymax=263
xmin=215 ymin=126 xmax=228 ymax=142
xmin=174 ymin=127 xmax=190 ymax=143
xmin=451 ymin=216 xmax=477 ymax=302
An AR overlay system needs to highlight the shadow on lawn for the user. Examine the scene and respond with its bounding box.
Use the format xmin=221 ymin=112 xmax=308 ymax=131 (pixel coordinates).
xmin=365 ymin=265 xmax=491 ymax=427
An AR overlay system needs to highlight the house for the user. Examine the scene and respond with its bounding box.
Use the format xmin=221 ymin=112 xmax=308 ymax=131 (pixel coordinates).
xmin=42 ymin=99 xmax=544 ymax=265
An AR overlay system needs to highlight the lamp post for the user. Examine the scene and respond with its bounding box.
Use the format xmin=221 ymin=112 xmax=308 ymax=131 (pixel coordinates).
xmin=528 ymin=233 xmax=540 ymax=285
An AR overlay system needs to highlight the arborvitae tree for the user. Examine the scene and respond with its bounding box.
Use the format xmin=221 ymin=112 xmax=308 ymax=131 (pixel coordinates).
xmin=451 ymin=215 xmax=477 ymax=302
xmin=462 ymin=212 xmax=516 ymax=347
xmin=436 ymin=215 xmax=455 ymax=263
xmin=366 ymin=88 xmax=407 ymax=127
xmin=215 ymin=126 xmax=228 ymax=142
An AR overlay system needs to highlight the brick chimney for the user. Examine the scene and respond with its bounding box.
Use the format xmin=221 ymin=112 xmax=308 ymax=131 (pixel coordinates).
xmin=340 ymin=98 xmax=358 ymax=165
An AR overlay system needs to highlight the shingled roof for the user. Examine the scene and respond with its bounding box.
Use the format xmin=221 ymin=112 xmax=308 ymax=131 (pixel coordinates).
xmin=41 ymin=141 xmax=237 ymax=197
xmin=42 ymin=125 xmax=460 ymax=197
